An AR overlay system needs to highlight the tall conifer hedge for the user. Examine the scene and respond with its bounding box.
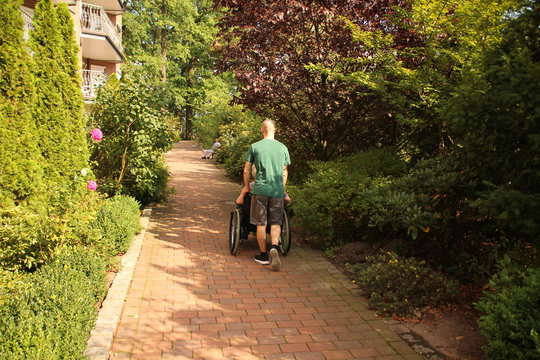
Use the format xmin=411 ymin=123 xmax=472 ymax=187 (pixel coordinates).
xmin=30 ymin=0 xmax=79 ymax=187
xmin=56 ymin=2 xmax=88 ymax=173
xmin=0 ymin=0 xmax=43 ymax=208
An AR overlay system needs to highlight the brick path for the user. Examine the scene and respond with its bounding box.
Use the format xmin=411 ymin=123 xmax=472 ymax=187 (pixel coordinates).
xmin=109 ymin=141 xmax=422 ymax=360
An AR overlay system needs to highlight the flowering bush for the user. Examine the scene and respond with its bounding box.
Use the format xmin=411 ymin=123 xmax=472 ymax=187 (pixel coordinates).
xmin=90 ymin=77 xmax=174 ymax=205
xmin=90 ymin=128 xmax=103 ymax=141
xmin=86 ymin=180 xmax=97 ymax=191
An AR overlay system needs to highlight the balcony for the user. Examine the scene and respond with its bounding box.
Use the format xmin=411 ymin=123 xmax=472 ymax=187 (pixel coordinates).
xmin=20 ymin=7 xmax=34 ymax=42
xmin=82 ymin=69 xmax=109 ymax=100
xmin=81 ymin=2 xmax=123 ymax=62
xmin=83 ymin=0 xmax=123 ymax=14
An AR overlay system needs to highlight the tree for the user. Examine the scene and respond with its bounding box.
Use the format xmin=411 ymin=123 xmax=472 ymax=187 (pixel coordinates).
xmin=447 ymin=0 xmax=540 ymax=242
xmin=123 ymin=0 xmax=218 ymax=138
xmin=178 ymin=1 xmax=219 ymax=139
xmin=214 ymin=0 xmax=422 ymax=162
xmin=394 ymin=0 xmax=523 ymax=158
xmin=214 ymin=0 xmax=523 ymax=163
xmin=30 ymin=0 xmax=77 ymax=187
xmin=56 ymin=2 xmax=89 ymax=173
xmin=0 ymin=0 xmax=43 ymax=208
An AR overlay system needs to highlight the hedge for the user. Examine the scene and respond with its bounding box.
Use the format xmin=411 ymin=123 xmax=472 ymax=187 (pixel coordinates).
xmin=0 ymin=247 xmax=108 ymax=359
xmin=93 ymin=194 xmax=141 ymax=256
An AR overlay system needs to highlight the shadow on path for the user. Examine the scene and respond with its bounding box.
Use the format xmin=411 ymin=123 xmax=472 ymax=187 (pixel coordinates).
xmin=109 ymin=141 xmax=421 ymax=360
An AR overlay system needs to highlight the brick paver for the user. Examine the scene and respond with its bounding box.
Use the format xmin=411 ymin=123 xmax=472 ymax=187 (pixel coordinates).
xmin=108 ymin=141 xmax=422 ymax=360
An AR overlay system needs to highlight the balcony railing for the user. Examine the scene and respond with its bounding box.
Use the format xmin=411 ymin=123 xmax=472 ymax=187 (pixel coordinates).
xmin=81 ymin=3 xmax=123 ymax=54
xmin=82 ymin=69 xmax=109 ymax=99
xmin=21 ymin=8 xmax=34 ymax=42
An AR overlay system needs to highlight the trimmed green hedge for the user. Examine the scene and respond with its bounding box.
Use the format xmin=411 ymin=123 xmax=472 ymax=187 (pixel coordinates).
xmin=0 ymin=247 xmax=108 ymax=359
xmin=0 ymin=194 xmax=142 ymax=359
xmin=93 ymin=195 xmax=141 ymax=256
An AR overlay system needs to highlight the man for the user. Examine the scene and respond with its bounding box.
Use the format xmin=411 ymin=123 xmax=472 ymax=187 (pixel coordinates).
xmin=202 ymin=138 xmax=221 ymax=159
xmin=244 ymin=119 xmax=290 ymax=271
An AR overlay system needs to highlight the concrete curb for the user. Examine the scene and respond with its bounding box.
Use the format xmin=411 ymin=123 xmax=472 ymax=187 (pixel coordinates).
xmin=84 ymin=207 xmax=153 ymax=360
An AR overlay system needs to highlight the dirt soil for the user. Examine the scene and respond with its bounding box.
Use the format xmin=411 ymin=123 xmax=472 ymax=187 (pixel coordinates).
xmin=325 ymin=241 xmax=487 ymax=360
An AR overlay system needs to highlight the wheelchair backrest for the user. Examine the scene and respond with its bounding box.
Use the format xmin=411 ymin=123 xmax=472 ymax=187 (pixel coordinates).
xmin=242 ymin=192 xmax=252 ymax=224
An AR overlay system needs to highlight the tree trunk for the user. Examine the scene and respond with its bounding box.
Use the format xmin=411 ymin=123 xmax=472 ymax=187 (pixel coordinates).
xmin=160 ymin=0 xmax=167 ymax=83
xmin=184 ymin=59 xmax=195 ymax=139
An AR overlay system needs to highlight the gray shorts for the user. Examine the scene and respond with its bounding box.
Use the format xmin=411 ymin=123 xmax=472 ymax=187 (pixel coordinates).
xmin=250 ymin=194 xmax=284 ymax=226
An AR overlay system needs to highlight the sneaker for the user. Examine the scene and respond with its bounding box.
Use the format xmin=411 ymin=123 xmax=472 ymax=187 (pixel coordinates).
xmin=254 ymin=253 xmax=269 ymax=265
xmin=269 ymin=248 xmax=281 ymax=272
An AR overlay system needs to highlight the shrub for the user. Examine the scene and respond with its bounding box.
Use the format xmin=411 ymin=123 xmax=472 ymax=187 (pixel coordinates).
xmin=90 ymin=75 xmax=174 ymax=205
xmin=0 ymin=208 xmax=57 ymax=271
xmin=93 ymin=195 xmax=141 ymax=256
xmin=0 ymin=172 xmax=102 ymax=272
xmin=475 ymin=258 xmax=540 ymax=360
xmin=55 ymin=2 xmax=89 ymax=175
xmin=192 ymin=71 xmax=261 ymax=178
xmin=363 ymin=156 xmax=476 ymax=262
xmin=289 ymin=147 xmax=405 ymax=245
xmin=0 ymin=246 xmax=108 ymax=359
xmin=350 ymin=251 xmax=459 ymax=316
xmin=214 ymin=109 xmax=262 ymax=179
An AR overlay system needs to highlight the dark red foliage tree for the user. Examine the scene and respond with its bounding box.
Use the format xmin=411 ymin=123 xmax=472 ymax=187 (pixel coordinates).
xmin=214 ymin=0 xmax=421 ymax=162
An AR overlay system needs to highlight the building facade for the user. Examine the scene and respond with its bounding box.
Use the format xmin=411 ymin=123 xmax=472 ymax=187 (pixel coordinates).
xmin=21 ymin=0 xmax=124 ymax=110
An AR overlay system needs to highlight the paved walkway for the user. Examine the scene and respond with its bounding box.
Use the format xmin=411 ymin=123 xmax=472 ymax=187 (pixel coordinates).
xmin=109 ymin=141 xmax=422 ymax=360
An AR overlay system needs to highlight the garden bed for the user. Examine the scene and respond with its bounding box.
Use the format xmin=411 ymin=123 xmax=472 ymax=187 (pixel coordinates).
xmin=292 ymin=224 xmax=487 ymax=360
xmin=331 ymin=241 xmax=487 ymax=360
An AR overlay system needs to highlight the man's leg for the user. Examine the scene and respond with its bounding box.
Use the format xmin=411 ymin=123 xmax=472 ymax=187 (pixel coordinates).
xmin=256 ymin=225 xmax=267 ymax=253
xmin=253 ymin=225 xmax=269 ymax=264
xmin=269 ymin=225 xmax=281 ymax=271
xmin=270 ymin=225 xmax=280 ymax=247
xmin=267 ymin=197 xmax=284 ymax=272
xmin=251 ymin=195 xmax=271 ymax=265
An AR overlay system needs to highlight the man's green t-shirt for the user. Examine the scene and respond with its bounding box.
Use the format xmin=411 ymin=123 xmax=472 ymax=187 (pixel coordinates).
xmin=245 ymin=139 xmax=290 ymax=198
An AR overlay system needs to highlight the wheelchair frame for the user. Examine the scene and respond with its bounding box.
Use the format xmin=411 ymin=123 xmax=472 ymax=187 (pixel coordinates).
xmin=229 ymin=193 xmax=291 ymax=256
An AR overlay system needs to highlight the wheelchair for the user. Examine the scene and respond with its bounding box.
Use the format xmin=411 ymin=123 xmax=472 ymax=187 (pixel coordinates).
xmin=229 ymin=192 xmax=291 ymax=256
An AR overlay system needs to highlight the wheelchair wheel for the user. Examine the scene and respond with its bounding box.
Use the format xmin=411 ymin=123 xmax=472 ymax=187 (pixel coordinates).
xmin=229 ymin=208 xmax=241 ymax=255
xmin=278 ymin=210 xmax=291 ymax=255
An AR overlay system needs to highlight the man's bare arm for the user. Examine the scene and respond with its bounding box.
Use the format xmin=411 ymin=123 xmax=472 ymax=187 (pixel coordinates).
xmin=283 ymin=166 xmax=288 ymax=190
xmin=243 ymin=161 xmax=253 ymax=189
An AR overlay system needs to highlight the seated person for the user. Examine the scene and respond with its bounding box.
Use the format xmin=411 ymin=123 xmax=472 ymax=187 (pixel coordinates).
xmin=235 ymin=164 xmax=290 ymax=205
xmin=202 ymin=138 xmax=221 ymax=159
xmin=235 ymin=182 xmax=254 ymax=205
xmin=236 ymin=184 xmax=290 ymax=205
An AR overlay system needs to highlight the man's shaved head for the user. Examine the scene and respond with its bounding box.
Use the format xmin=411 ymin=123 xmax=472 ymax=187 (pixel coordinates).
xmin=262 ymin=119 xmax=276 ymax=131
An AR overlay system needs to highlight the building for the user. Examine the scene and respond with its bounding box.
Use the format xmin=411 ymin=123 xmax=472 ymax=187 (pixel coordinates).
xmin=20 ymin=0 xmax=124 ymax=111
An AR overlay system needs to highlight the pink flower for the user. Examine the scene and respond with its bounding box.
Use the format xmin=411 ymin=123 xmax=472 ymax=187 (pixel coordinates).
xmin=87 ymin=180 xmax=97 ymax=191
xmin=90 ymin=128 xmax=103 ymax=141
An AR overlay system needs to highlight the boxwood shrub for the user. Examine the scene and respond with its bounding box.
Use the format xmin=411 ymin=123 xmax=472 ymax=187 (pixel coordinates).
xmin=93 ymin=194 xmax=141 ymax=256
xmin=0 ymin=246 xmax=108 ymax=359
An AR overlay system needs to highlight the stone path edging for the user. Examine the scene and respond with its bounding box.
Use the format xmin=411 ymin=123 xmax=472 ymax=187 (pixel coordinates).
xmin=84 ymin=207 xmax=153 ymax=359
